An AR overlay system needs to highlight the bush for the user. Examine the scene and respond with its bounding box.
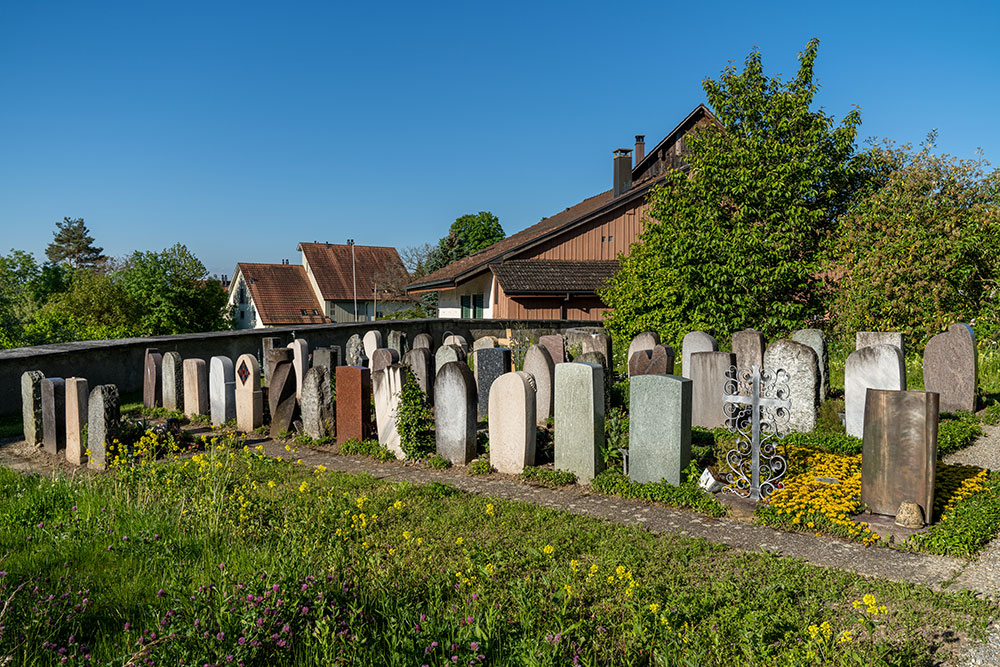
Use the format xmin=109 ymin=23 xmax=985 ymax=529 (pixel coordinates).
xmin=520 ymin=466 xmax=576 ymax=487
xmin=395 ymin=373 xmax=434 ymax=459
xmin=469 ymin=458 xmax=493 ymax=475
xmin=937 ymin=412 xmax=983 ymax=457
xmin=424 ymin=453 xmax=452 ymax=469
xmin=338 ymin=438 xmax=396 ymax=462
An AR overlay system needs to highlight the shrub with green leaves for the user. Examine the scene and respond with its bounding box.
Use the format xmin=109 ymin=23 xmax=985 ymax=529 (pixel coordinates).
xmin=592 ymin=465 xmax=727 ymax=517
xmin=394 ymin=372 xmax=434 ymax=459
xmin=937 ymin=412 xmax=983 ymax=457
xmin=338 ymin=438 xmax=396 ymax=462
xmin=520 ymin=466 xmax=576 ymax=487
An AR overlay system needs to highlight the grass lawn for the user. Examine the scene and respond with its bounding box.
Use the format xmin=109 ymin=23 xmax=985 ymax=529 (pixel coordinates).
xmin=0 ymin=429 xmax=995 ymax=666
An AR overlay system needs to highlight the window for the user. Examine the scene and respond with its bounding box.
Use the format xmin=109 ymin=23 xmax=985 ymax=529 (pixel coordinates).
xmin=461 ymin=295 xmax=471 ymax=319
xmin=300 ymin=309 xmax=308 ymax=316
xmin=312 ymin=309 xmax=319 ymax=315
xmin=240 ymin=310 xmax=245 ymax=320
xmin=473 ymin=294 xmax=484 ymax=319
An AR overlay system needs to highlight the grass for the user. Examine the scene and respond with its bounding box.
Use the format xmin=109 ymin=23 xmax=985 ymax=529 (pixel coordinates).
xmin=592 ymin=467 xmax=728 ymax=518
xmin=338 ymin=438 xmax=396 ymax=462
xmin=520 ymin=466 xmax=577 ymax=487
xmin=0 ymin=432 xmax=995 ymax=666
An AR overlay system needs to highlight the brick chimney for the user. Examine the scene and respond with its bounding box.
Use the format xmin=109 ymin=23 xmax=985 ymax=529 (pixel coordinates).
xmin=634 ymin=135 xmax=645 ymax=166
xmin=613 ymin=148 xmax=633 ymax=197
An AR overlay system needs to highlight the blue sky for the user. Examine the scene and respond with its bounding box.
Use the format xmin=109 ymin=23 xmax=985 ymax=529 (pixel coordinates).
xmin=1 ymin=1 xmax=998 ymax=277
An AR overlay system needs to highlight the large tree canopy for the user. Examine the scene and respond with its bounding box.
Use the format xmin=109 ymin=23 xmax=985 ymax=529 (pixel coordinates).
xmin=601 ymin=39 xmax=867 ymax=351
xmin=45 ymin=217 xmax=107 ymax=268
xmin=425 ymin=211 xmax=504 ymax=275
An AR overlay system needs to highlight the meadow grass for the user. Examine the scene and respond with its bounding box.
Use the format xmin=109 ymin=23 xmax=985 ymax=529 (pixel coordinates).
xmin=0 ymin=429 xmax=994 ymax=666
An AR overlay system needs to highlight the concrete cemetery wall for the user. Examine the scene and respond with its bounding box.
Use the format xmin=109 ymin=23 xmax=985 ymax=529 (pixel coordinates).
xmin=0 ymin=319 xmax=600 ymax=415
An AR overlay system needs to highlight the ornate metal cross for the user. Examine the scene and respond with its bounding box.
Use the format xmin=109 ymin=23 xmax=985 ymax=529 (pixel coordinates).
xmin=721 ymin=364 xmax=791 ymax=501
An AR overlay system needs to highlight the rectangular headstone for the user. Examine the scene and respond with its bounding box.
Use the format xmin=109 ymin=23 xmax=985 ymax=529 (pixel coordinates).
xmin=856 ymin=331 xmax=905 ymax=358
xmin=476 ymin=348 xmax=512 ymax=421
xmin=489 ymin=371 xmax=537 ymax=473
xmin=845 ymin=345 xmax=906 ymax=438
xmin=435 ymin=362 xmax=477 ymax=464
xmin=262 ymin=337 xmax=282 ymax=386
xmin=312 ymin=347 xmax=342 ymax=375
xmin=209 ymin=356 xmax=236 ymax=426
xmin=335 ymin=366 xmax=372 ymax=444
xmin=143 ymin=348 xmax=163 ymax=409
xmin=690 ymin=351 xmax=735 ymax=429
xmin=629 ymin=374 xmax=692 ymax=486
xmin=183 ymin=358 xmax=209 ymax=417
xmin=387 ymin=330 xmax=408 ymax=357
xmin=21 ymin=370 xmax=44 ymax=446
xmin=65 ymin=378 xmax=89 ymax=465
xmin=162 ymin=351 xmax=185 ymax=412
xmin=581 ymin=333 xmax=612 ymax=367
xmin=404 ymin=347 xmax=434 ymax=404
xmin=235 ymin=353 xmax=263 ymax=432
xmin=554 ymin=362 xmax=605 ymax=484
xmin=861 ymin=389 xmax=938 ymax=520
xmin=41 ymin=378 xmax=66 ymax=456
xmin=302 ymin=366 xmax=334 ymax=439
xmin=87 ymin=384 xmax=120 ymax=471
xmin=731 ymin=329 xmax=765 ymax=372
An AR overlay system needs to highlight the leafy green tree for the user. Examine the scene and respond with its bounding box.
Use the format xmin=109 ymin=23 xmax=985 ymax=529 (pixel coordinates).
xmin=830 ymin=135 xmax=1000 ymax=345
xmin=45 ymin=217 xmax=107 ymax=268
xmin=119 ymin=243 xmax=230 ymax=335
xmin=601 ymin=39 xmax=867 ymax=350
xmin=425 ymin=211 xmax=504 ymax=274
xmin=42 ymin=267 xmax=141 ymax=335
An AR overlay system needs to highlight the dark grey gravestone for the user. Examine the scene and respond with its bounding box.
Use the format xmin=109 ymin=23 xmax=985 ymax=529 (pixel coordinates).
xmin=435 ymin=344 xmax=466 ymax=376
xmin=731 ymin=329 xmax=765 ymax=372
xmin=404 ymin=347 xmax=434 ymax=404
xmin=764 ymin=339 xmax=819 ymax=432
xmin=346 ymin=334 xmax=367 ymax=367
xmin=87 ymin=384 xmax=120 ymax=471
xmin=629 ymin=344 xmax=674 ymax=377
xmin=370 ymin=348 xmax=400 ymax=374
xmin=209 ymin=356 xmax=236 ymax=426
xmin=413 ymin=333 xmax=434 ymax=350
xmin=435 ymin=361 xmax=477 ymax=465
xmin=21 ymin=370 xmax=44 ymax=446
xmin=629 ymin=374 xmax=692 ymax=486
xmin=41 ymin=377 xmax=66 ymax=456
xmin=268 ymin=348 xmax=298 ymax=438
xmin=262 ymin=337 xmax=282 ymax=386
xmin=690 ymin=351 xmax=735 ymax=429
xmin=143 ymin=348 xmax=163 ymax=409
xmin=162 ymin=351 xmax=184 ymax=412
xmin=476 ymin=347 xmax=511 ymax=420
xmin=923 ymin=323 xmax=977 ymax=413
xmin=522 ymin=344 xmax=554 ymax=425
xmin=791 ymin=329 xmax=829 ymax=400
xmin=301 ymin=366 xmax=334 ymax=439
xmin=554 ymin=362 xmax=605 ymax=484
xmin=387 ymin=330 xmax=409 ymax=358
xmin=312 ymin=346 xmax=342 ymax=375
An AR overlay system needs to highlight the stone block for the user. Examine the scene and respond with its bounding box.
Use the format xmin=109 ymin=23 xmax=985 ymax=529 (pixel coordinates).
xmin=21 ymin=370 xmax=44 ymax=446
xmin=856 ymin=331 xmax=905 ymax=358
xmin=41 ymin=378 xmax=66 ymax=456
xmin=489 ymin=371 xmax=536 ymax=474
xmin=523 ymin=344 xmax=554 ymax=425
xmin=362 ymin=330 xmax=382 ymax=359
xmin=404 ymin=347 xmax=434 ymax=404
xmin=763 ymin=339 xmax=819 ymax=432
xmin=627 ymin=332 xmax=660 ymax=375
xmin=302 ymin=366 xmax=334 ymax=439
xmin=335 ymin=366 xmax=372 ymax=444
xmin=628 ymin=345 xmax=674 ymax=377
xmin=690 ymin=351 xmax=735 ymax=429
xmin=539 ymin=334 xmax=566 ymax=364
xmin=143 ymin=348 xmax=162 ymax=409
xmin=312 ymin=346 xmax=342 ymax=375
xmin=845 ymin=344 xmax=905 ymax=438
xmin=413 ymin=333 xmax=434 ymax=350
xmin=373 ymin=364 xmax=407 ymax=458
xmin=235 ymin=353 xmax=263 ymax=433
xmin=732 ymin=329 xmax=765 ymax=371
xmin=87 ymin=384 xmax=120 ymax=471
xmin=581 ymin=333 xmax=612 ymax=366
xmin=923 ymin=323 xmax=977 ymax=413
xmin=346 ymin=334 xmax=367 ymax=367
xmin=387 ymin=330 xmax=409 ymax=357
xmin=268 ymin=349 xmax=298 ymax=438
xmin=209 ymin=356 xmax=236 ymax=426
xmin=476 ymin=348 xmax=512 ymax=420
xmin=443 ymin=334 xmax=469 ymax=354
xmin=435 ymin=362 xmax=477 ymax=465
xmin=65 ymin=377 xmax=88 ymax=465
xmin=261 ymin=337 xmax=282 ymax=386
xmin=629 ymin=374 xmax=692 ymax=486
xmin=287 ymin=339 xmax=310 ymax=400
xmin=861 ymin=389 xmax=938 ymax=519
xmin=162 ymin=351 xmax=184 ymax=412
xmin=370 ymin=348 xmax=400 ymax=373
xmin=791 ymin=329 xmax=829 ymax=400
xmin=681 ymin=331 xmax=718 ymax=378
xmin=183 ymin=359 xmax=209 ymax=417
xmin=554 ymin=362 xmax=605 ymax=484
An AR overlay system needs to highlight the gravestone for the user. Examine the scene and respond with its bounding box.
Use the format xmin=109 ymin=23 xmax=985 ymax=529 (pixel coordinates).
xmin=476 ymin=348 xmax=512 ymax=420
xmin=312 ymin=347 xmax=342 ymax=376
xmin=370 ymin=348 xmax=400 ymax=373
xmin=65 ymin=377 xmax=88 ymax=465
xmin=183 ymin=359 xmax=209 ymax=417
xmin=861 ymin=389 xmax=938 ymax=520
xmin=21 ymin=370 xmax=44 ymax=447
xmin=791 ymin=329 xmax=829 ymax=400
xmin=87 ymin=384 xmax=120 ymax=471
xmin=288 ymin=339 xmax=310 ymax=400
xmin=373 ymin=364 xmax=407 ymax=458
xmin=576 ymin=351 xmax=611 ymax=413
xmin=261 ymin=337 xmax=282 ymax=386
xmin=554 ymin=362 xmax=605 ymax=484
xmin=209 ymin=356 xmax=237 ymax=426
xmin=387 ymin=330 xmax=408 ymax=358
xmin=335 ymin=366 xmax=372 ymax=444
xmin=731 ymin=329 xmax=765 ymax=372
xmin=581 ymin=333 xmax=612 ymax=366
xmin=845 ymin=344 xmax=906 ymax=438
xmin=234 ymin=353 xmax=263 ymax=433
xmin=489 ymin=371 xmax=537 ymax=474
xmin=41 ymin=378 xmax=66 ymax=456
xmin=763 ymin=339 xmax=819 ymax=432
xmin=628 ymin=344 xmax=674 ymax=377
xmin=690 ymin=351 xmax=735 ymax=429
xmin=268 ymin=349 xmax=298 ymax=438
xmin=539 ymin=334 xmax=566 ymax=364
xmin=301 ymin=366 xmax=334 ymax=439
xmin=629 ymin=374 xmax=692 ymax=486
xmin=443 ymin=334 xmax=469 ymax=354
xmin=435 ymin=362 xmax=477 ymax=465
xmin=627 ymin=332 xmax=660 ymax=375
xmin=473 ymin=336 xmax=498 ymax=351
xmin=346 ymin=334 xmax=367 ymax=367
xmin=362 ymin=330 xmax=382 ymax=359
xmin=923 ymin=323 xmax=977 ymax=413
xmin=856 ymin=331 xmax=905 ymax=358
xmin=682 ymin=331 xmax=718 ymax=378
xmin=522 ymin=344 xmax=554 ymax=425
xmin=435 ymin=345 xmax=467 ymax=375
xmin=161 ymin=352 xmax=184 ymax=412
xmin=404 ymin=347 xmax=434 ymax=404
xmin=413 ymin=333 xmax=434 ymax=350
xmin=143 ymin=348 xmax=163 ymax=409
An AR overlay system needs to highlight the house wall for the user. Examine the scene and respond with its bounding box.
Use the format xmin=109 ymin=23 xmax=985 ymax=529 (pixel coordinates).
xmin=227 ymin=274 xmax=260 ymax=330
xmin=520 ymin=194 xmax=651 ymax=262
xmin=493 ymin=281 xmax=609 ymax=321
xmin=328 ymin=300 xmax=408 ymax=323
xmin=438 ymin=272 xmax=495 ymax=319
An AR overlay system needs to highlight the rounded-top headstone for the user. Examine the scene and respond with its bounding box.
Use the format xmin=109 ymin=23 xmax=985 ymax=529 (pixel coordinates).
xmin=629 ymin=344 xmax=675 ymax=377
xmin=371 ymin=348 xmax=400 ymax=374
xmin=473 ymin=336 xmax=499 ymax=351
xmin=682 ymin=331 xmax=718 ymax=378
xmin=845 ymin=344 xmax=906 ymax=438
xmin=923 ymin=323 xmax=977 ymax=413
xmin=435 ymin=344 xmax=467 ymax=375
xmin=627 ymin=332 xmax=660 ymax=374
xmin=731 ymin=329 xmax=765 ymax=372
xmin=522 ymin=344 xmax=554 ymax=425
xmin=435 ymin=361 xmax=477 ymax=464
xmin=856 ymin=331 xmax=905 ymax=358
xmin=444 ymin=334 xmax=469 ymax=353
xmin=763 ymin=339 xmax=819 ymax=432
xmin=209 ymin=356 xmax=237 ymax=425
xmin=488 ymin=371 xmax=536 ymax=474
xmin=790 ymin=328 xmax=829 ymax=400
xmin=362 ymin=330 xmax=382 ymax=359
xmin=413 ymin=333 xmax=434 ymax=350
xmin=346 ymin=334 xmax=367 ymax=366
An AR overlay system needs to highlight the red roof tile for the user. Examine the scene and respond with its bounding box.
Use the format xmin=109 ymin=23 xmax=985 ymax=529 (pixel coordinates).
xmin=298 ymin=242 xmax=407 ymax=301
xmin=234 ymin=263 xmax=328 ymax=326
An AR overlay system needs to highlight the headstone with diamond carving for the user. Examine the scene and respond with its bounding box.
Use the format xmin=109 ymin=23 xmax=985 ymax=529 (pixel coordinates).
xmin=235 ymin=353 xmax=263 ymax=432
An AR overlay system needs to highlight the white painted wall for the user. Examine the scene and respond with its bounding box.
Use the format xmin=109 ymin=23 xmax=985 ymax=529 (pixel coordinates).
xmin=437 ymin=272 xmax=494 ymax=319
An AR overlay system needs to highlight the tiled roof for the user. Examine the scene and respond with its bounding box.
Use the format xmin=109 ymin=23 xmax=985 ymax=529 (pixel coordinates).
xmin=298 ymin=242 xmax=407 ymax=301
xmin=234 ymin=263 xmax=328 ymax=325
xmin=491 ymin=260 xmax=620 ymax=295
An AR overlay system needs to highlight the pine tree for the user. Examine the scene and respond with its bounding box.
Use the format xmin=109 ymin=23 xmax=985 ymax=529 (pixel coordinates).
xmin=45 ymin=217 xmax=107 ymax=268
